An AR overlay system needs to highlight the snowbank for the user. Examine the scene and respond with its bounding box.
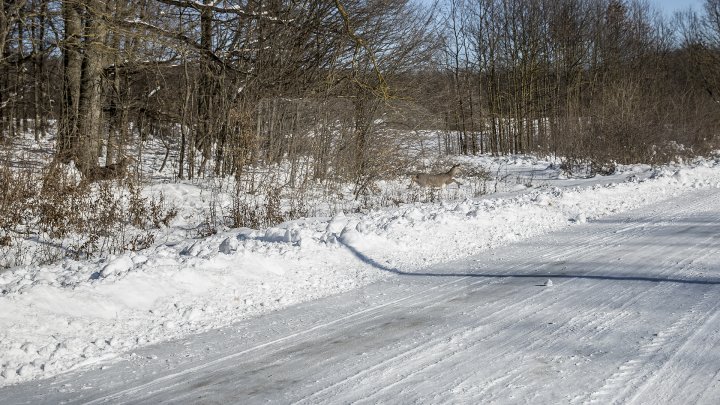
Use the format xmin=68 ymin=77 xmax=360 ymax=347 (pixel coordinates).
xmin=1 ymin=156 xmax=720 ymax=386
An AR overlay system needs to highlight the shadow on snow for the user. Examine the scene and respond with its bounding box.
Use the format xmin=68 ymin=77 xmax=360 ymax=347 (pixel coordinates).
xmin=340 ymin=241 xmax=720 ymax=286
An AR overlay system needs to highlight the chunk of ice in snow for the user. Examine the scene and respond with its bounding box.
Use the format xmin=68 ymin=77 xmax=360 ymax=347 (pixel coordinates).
xmin=356 ymin=221 xmax=369 ymax=233
xmin=544 ymin=279 xmax=553 ymax=287
xmin=673 ymin=170 xmax=687 ymax=184
xmin=100 ymin=256 xmax=134 ymax=278
xmin=219 ymin=237 xmax=239 ymax=254
xmin=533 ymin=194 xmax=551 ymax=206
xmin=339 ymin=227 xmax=362 ymax=244
xmin=1 ymin=368 xmax=16 ymax=380
xmin=454 ymin=203 xmax=471 ymax=214
xmin=327 ymin=213 xmax=348 ymax=234
xmin=182 ymin=307 xmax=203 ymax=321
xmin=403 ymin=208 xmax=423 ymax=221
xmin=16 ymin=365 xmax=34 ymax=377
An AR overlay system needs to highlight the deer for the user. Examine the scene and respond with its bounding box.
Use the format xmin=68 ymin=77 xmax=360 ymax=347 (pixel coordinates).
xmin=84 ymin=157 xmax=132 ymax=182
xmin=410 ymin=164 xmax=462 ymax=188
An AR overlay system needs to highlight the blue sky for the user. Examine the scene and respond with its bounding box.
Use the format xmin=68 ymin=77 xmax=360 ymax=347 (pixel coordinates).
xmin=650 ymin=0 xmax=704 ymax=16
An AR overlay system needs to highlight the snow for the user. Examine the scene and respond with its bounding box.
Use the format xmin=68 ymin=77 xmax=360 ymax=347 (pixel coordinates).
xmin=1 ymin=148 xmax=720 ymax=395
xmin=3 ymin=186 xmax=720 ymax=403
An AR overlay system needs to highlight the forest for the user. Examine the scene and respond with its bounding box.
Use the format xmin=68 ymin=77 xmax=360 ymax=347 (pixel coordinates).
xmin=1 ymin=0 xmax=720 ymax=262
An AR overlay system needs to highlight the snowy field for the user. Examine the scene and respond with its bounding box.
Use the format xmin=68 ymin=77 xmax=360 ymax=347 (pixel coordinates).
xmin=1 ymin=137 xmax=720 ymax=397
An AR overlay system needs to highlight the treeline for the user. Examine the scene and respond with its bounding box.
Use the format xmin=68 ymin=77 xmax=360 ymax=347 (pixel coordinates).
xmin=434 ymin=0 xmax=720 ymax=170
xmin=1 ymin=0 xmax=720 ymax=180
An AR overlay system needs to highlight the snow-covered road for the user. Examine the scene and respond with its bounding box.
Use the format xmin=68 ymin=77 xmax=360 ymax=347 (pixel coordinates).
xmin=3 ymin=188 xmax=720 ymax=404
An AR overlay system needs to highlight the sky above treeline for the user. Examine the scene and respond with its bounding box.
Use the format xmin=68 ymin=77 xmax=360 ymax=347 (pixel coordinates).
xmin=652 ymin=0 xmax=703 ymax=16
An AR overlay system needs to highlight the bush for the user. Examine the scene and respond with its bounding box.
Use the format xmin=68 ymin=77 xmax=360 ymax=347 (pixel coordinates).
xmin=0 ymin=161 xmax=177 ymax=268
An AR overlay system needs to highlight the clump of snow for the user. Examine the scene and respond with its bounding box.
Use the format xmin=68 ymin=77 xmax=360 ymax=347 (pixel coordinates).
xmin=573 ymin=213 xmax=588 ymax=224
xmin=1 ymin=154 xmax=720 ymax=386
xmin=99 ymin=256 xmax=134 ymax=278
xmin=218 ymin=237 xmax=239 ymax=254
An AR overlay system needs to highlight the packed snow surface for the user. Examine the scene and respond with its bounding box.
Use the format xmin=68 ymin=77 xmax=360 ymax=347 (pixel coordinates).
xmin=1 ymin=153 xmax=720 ymax=397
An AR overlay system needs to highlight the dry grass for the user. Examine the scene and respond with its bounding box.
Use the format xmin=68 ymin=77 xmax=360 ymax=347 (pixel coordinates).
xmin=0 ymin=160 xmax=177 ymax=268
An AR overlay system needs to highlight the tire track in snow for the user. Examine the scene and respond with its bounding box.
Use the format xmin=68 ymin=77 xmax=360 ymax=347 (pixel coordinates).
xmin=586 ymin=290 xmax=720 ymax=405
xmin=299 ymin=196 xmax=713 ymax=404
xmin=298 ymin=230 xmax=649 ymax=402
xmin=464 ymin=196 xmax=720 ymax=404
xmin=695 ymin=366 xmax=720 ymax=404
xmin=464 ymin=224 xmax=720 ymax=404
xmin=458 ymin=283 xmax=674 ymax=402
xmin=580 ymin=197 xmax=720 ymax=404
xmin=362 ymin=241 xmax=701 ymax=405
xmin=84 ymin=274 xmax=481 ymax=404
xmin=628 ymin=296 xmax=720 ymax=404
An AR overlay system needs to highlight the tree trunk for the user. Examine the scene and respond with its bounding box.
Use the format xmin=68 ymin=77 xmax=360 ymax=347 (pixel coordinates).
xmin=75 ymin=0 xmax=107 ymax=172
xmin=59 ymin=0 xmax=83 ymax=162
